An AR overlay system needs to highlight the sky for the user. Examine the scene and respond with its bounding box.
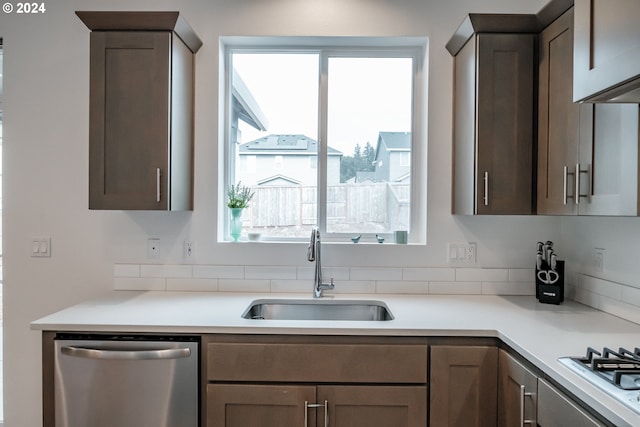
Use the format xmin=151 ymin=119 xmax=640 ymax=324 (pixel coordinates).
xmin=233 ymin=52 xmax=412 ymax=156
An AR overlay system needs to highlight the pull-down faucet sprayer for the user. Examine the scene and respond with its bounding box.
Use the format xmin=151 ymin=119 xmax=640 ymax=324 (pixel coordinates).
xmin=307 ymin=227 xmax=334 ymax=298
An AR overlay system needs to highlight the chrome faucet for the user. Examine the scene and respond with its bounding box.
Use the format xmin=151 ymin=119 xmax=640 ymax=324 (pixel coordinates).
xmin=307 ymin=227 xmax=334 ymax=298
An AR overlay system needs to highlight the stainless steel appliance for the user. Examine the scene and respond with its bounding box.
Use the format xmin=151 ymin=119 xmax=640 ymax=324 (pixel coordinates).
xmin=54 ymin=334 xmax=199 ymax=427
xmin=559 ymin=347 xmax=640 ymax=415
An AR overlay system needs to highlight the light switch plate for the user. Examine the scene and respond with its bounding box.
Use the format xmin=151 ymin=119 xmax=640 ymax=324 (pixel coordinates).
xmin=31 ymin=237 xmax=51 ymax=257
xmin=447 ymin=242 xmax=477 ymax=265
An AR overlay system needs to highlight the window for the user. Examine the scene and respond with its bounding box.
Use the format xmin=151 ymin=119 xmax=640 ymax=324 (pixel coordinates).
xmin=224 ymin=39 xmax=424 ymax=242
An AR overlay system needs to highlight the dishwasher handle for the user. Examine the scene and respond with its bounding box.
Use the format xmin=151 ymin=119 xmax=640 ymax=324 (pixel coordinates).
xmin=61 ymin=345 xmax=191 ymax=361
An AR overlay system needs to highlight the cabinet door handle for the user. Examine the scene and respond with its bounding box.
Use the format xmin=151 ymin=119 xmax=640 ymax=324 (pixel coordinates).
xmin=575 ymin=163 xmax=591 ymax=205
xmin=563 ymin=166 xmax=568 ymax=205
xmin=483 ymin=171 xmax=489 ymax=206
xmin=156 ymin=167 xmax=161 ymax=203
xmin=520 ymin=384 xmax=536 ymax=426
xmin=305 ymin=401 xmax=328 ymax=427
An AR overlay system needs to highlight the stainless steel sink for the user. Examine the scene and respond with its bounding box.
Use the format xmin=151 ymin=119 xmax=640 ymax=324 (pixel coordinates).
xmin=241 ymin=299 xmax=394 ymax=321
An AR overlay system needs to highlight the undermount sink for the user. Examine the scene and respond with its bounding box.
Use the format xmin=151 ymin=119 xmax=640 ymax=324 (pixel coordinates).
xmin=241 ymin=299 xmax=394 ymax=321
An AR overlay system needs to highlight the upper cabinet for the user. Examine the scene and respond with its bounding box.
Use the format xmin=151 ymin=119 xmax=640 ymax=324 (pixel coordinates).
xmin=77 ymin=12 xmax=202 ymax=210
xmin=537 ymin=6 xmax=640 ymax=216
xmin=448 ymin=15 xmax=537 ymax=215
xmin=573 ymin=0 xmax=640 ymax=102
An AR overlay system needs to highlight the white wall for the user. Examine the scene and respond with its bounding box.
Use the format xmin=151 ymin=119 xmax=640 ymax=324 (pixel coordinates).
xmin=0 ymin=0 xmax=563 ymax=425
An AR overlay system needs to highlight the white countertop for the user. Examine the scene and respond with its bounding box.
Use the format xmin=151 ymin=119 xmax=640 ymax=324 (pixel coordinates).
xmin=31 ymin=291 xmax=640 ymax=427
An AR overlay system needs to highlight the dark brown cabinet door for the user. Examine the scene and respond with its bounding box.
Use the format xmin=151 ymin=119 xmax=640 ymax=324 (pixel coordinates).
xmin=89 ymin=31 xmax=172 ymax=210
xmin=207 ymin=384 xmax=316 ymax=427
xmin=573 ymin=0 xmax=640 ymax=102
xmin=430 ymin=345 xmax=498 ymax=427
xmin=537 ymin=8 xmax=581 ymax=215
xmin=497 ymin=350 xmax=537 ymax=427
xmin=577 ymin=103 xmax=640 ymax=215
xmin=475 ymin=34 xmax=534 ymax=215
xmin=318 ymin=386 xmax=427 ymax=427
xmin=538 ymin=8 xmax=640 ymax=216
xmin=452 ymin=33 xmax=534 ymax=215
xmin=537 ymin=379 xmax=605 ymax=427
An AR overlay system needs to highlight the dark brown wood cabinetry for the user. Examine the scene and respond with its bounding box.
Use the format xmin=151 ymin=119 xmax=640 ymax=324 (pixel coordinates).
xmin=573 ymin=0 xmax=640 ymax=102
xmin=77 ymin=12 xmax=201 ymax=210
xmin=430 ymin=345 xmax=498 ymax=427
xmin=448 ymin=17 xmax=536 ymax=215
xmin=537 ymin=7 xmax=640 ymax=216
xmin=204 ymin=336 xmax=428 ymax=427
xmin=499 ymin=350 xmax=606 ymax=427
xmin=537 ymin=378 xmax=605 ymax=426
xmin=498 ymin=349 xmax=538 ymax=426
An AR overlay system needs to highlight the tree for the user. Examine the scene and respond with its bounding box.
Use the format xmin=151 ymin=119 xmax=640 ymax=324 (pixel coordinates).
xmin=340 ymin=141 xmax=376 ymax=182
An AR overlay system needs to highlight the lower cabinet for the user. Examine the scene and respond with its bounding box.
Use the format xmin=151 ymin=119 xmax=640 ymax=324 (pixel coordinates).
xmin=207 ymin=384 xmax=426 ymax=427
xmin=537 ymin=378 xmax=605 ymax=427
xmin=498 ymin=349 xmax=606 ymax=427
xmin=498 ymin=348 xmax=538 ymax=426
xmin=204 ymin=335 xmax=428 ymax=427
xmin=430 ymin=345 xmax=498 ymax=427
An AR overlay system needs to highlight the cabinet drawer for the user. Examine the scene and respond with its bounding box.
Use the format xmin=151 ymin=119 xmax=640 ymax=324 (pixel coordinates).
xmin=207 ymin=342 xmax=427 ymax=383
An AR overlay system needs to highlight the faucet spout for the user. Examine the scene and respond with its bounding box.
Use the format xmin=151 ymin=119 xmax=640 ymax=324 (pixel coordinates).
xmin=308 ymin=227 xmax=334 ymax=298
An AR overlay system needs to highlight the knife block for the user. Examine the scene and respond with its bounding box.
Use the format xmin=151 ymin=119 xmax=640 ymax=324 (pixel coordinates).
xmin=536 ymin=260 xmax=564 ymax=305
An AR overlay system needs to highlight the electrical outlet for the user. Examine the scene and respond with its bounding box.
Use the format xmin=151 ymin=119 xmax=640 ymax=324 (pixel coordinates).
xmin=447 ymin=242 xmax=477 ymax=265
xmin=594 ymin=248 xmax=605 ymax=273
xmin=147 ymin=238 xmax=161 ymax=259
xmin=184 ymin=240 xmax=195 ymax=259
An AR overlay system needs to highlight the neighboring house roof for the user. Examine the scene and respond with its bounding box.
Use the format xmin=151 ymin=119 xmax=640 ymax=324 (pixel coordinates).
xmin=232 ymin=69 xmax=269 ymax=131
xmin=354 ymin=171 xmax=377 ymax=183
xmin=240 ymin=134 xmax=342 ymax=156
xmin=375 ymin=131 xmax=411 ymax=159
xmin=257 ymin=174 xmax=303 ymax=186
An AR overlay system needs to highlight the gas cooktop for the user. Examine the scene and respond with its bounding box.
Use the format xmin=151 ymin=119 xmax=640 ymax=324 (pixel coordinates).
xmin=559 ymin=347 xmax=640 ymax=415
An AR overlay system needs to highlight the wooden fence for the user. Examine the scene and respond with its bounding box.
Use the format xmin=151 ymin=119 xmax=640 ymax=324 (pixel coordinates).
xmin=244 ymin=183 xmax=410 ymax=232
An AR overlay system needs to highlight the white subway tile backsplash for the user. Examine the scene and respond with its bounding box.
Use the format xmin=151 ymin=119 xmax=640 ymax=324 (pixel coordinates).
xmin=570 ymin=273 xmax=640 ymax=325
xmin=350 ymin=267 xmax=402 ymax=281
xmin=403 ymin=268 xmax=455 ymax=282
xmin=508 ymin=269 xmax=535 ymax=283
xmin=114 ymin=277 xmax=166 ymax=291
xmin=598 ymin=296 xmax=640 ymax=325
xmin=429 ymin=281 xmax=481 ymax=295
xmin=573 ymin=286 xmax=600 ymax=309
xmin=167 ymin=278 xmax=218 ymax=292
xmin=218 ymin=279 xmax=271 ymax=293
xmin=332 ymin=280 xmax=376 ymax=294
xmin=245 ymin=266 xmax=297 ymax=280
xmin=193 ymin=265 xmax=244 ymax=279
xmin=482 ymin=281 xmax=535 ymax=296
xmin=621 ymin=285 xmax=640 ymax=308
xmin=376 ymin=280 xmax=428 ymax=294
xmin=296 ymin=267 xmax=314 ymax=280
xmin=323 ymin=267 xmax=350 ymax=281
xmin=114 ymin=264 xmax=140 ymax=278
xmin=579 ymin=275 xmax=623 ymax=300
xmin=456 ymin=268 xmax=509 ymax=282
xmin=141 ymin=264 xmax=192 ymax=278
xmin=109 ymin=263 xmax=640 ymax=325
xmin=271 ymin=280 xmax=310 ymax=293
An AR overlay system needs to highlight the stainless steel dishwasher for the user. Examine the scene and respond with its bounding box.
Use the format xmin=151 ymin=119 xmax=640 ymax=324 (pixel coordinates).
xmin=54 ymin=334 xmax=199 ymax=427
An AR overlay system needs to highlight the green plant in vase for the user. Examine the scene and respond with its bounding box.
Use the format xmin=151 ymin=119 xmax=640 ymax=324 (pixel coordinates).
xmin=227 ymin=181 xmax=254 ymax=241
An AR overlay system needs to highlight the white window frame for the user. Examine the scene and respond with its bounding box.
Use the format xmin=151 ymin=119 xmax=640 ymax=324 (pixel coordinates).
xmin=221 ymin=37 xmax=428 ymax=244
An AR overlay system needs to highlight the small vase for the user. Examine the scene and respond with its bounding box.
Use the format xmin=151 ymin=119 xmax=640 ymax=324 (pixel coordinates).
xmin=230 ymin=208 xmax=244 ymax=242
